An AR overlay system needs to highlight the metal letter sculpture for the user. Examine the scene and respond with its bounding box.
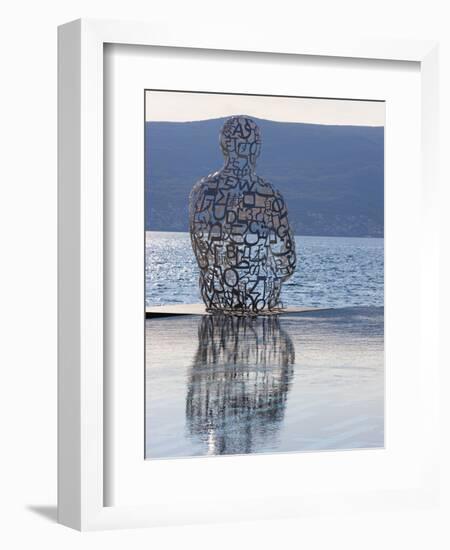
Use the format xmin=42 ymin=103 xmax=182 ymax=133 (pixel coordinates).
xmin=189 ymin=115 xmax=297 ymax=314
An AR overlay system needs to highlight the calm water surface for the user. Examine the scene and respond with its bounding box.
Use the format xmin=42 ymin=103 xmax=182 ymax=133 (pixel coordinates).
xmin=145 ymin=231 xmax=384 ymax=459
xmin=145 ymin=307 xmax=384 ymax=459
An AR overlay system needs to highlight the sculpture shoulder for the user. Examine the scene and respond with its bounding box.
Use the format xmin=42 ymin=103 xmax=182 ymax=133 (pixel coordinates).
xmin=254 ymin=176 xmax=279 ymax=198
xmin=189 ymin=172 xmax=220 ymax=203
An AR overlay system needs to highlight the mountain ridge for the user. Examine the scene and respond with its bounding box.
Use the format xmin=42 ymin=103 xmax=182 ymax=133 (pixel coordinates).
xmin=145 ymin=117 xmax=384 ymax=237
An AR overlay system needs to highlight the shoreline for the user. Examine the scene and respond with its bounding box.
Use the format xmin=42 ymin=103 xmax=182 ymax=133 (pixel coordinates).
xmin=145 ymin=229 xmax=384 ymax=240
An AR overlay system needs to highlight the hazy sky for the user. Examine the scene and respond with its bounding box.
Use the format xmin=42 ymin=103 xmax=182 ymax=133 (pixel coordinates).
xmin=145 ymin=90 xmax=385 ymax=126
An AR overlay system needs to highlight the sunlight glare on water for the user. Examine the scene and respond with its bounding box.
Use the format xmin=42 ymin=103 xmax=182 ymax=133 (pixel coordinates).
xmin=145 ymin=231 xmax=384 ymax=308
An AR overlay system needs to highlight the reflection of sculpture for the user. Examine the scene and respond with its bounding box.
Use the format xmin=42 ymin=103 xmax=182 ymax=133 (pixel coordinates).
xmin=189 ymin=115 xmax=296 ymax=314
xmin=186 ymin=314 xmax=295 ymax=455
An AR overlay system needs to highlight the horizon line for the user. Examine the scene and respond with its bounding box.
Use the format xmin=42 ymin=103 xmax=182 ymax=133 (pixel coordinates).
xmin=145 ymin=116 xmax=384 ymax=128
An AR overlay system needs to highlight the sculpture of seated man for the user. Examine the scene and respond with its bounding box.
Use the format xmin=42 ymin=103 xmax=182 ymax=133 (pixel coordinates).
xmin=189 ymin=115 xmax=296 ymax=314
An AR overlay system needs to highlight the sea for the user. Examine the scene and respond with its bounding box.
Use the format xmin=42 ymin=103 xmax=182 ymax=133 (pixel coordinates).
xmin=145 ymin=230 xmax=384 ymax=459
xmin=145 ymin=231 xmax=384 ymax=308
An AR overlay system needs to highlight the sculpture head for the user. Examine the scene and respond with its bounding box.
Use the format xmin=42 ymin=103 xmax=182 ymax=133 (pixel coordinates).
xmin=220 ymin=115 xmax=261 ymax=168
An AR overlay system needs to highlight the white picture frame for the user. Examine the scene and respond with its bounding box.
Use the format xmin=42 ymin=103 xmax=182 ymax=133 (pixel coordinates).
xmin=58 ymin=18 xmax=440 ymax=531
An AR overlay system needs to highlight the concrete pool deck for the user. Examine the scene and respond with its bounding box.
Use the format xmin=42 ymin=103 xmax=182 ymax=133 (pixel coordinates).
xmin=146 ymin=303 xmax=329 ymax=318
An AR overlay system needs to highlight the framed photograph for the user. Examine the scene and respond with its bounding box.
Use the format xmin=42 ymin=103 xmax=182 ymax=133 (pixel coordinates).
xmin=58 ymin=19 xmax=440 ymax=530
xmin=144 ymin=90 xmax=385 ymax=460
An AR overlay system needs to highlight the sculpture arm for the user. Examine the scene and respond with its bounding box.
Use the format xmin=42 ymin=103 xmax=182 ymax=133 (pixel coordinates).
xmin=189 ymin=181 xmax=210 ymax=269
xmin=268 ymin=190 xmax=297 ymax=281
